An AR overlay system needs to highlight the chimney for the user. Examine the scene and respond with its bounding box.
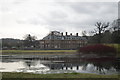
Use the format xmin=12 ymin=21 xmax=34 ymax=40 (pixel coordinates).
xmin=66 ymin=32 xmax=68 ymax=36
xmin=76 ymin=33 xmax=78 ymax=36
xmin=70 ymin=33 xmax=72 ymax=36
xmin=61 ymin=32 xmax=63 ymax=36
xmin=51 ymin=31 xmax=54 ymax=35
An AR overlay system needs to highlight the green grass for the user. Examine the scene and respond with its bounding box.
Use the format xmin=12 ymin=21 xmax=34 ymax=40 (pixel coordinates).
xmin=2 ymin=72 xmax=119 ymax=78
xmin=1 ymin=50 xmax=77 ymax=55
xmin=1 ymin=50 xmax=76 ymax=53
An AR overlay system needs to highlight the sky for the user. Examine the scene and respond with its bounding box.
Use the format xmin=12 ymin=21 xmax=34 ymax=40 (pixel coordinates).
xmin=0 ymin=0 xmax=119 ymax=40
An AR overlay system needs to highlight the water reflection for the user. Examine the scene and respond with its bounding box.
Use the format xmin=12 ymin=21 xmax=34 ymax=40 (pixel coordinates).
xmin=0 ymin=56 xmax=119 ymax=74
xmin=0 ymin=61 xmax=25 ymax=72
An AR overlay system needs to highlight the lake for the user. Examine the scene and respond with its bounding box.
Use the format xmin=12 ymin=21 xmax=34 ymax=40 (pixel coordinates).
xmin=0 ymin=54 xmax=119 ymax=75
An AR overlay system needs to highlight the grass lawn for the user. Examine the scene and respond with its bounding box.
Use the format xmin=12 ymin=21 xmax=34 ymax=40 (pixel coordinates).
xmin=2 ymin=72 xmax=119 ymax=78
xmin=1 ymin=50 xmax=77 ymax=55
xmin=1 ymin=50 xmax=76 ymax=53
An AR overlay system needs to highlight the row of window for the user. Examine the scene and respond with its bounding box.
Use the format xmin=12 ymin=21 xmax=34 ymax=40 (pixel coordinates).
xmin=40 ymin=41 xmax=85 ymax=44
xmin=40 ymin=43 xmax=85 ymax=48
xmin=45 ymin=35 xmax=83 ymax=40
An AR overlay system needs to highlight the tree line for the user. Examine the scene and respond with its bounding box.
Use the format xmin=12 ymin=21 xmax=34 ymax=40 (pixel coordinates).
xmin=86 ymin=19 xmax=120 ymax=44
xmin=1 ymin=34 xmax=40 ymax=50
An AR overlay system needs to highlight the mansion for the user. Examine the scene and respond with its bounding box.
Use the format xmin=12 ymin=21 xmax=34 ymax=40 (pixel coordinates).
xmin=39 ymin=31 xmax=87 ymax=50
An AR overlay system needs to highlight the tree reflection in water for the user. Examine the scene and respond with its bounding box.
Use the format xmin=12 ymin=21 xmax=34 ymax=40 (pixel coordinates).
xmin=22 ymin=56 xmax=119 ymax=74
xmin=81 ymin=57 xmax=119 ymax=74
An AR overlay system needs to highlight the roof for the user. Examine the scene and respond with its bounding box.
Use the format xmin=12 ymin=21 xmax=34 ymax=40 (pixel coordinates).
xmin=42 ymin=31 xmax=87 ymax=41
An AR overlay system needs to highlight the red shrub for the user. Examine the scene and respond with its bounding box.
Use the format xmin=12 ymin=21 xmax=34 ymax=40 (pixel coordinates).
xmin=78 ymin=44 xmax=116 ymax=55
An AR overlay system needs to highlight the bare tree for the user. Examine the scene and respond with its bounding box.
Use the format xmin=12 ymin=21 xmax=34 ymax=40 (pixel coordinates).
xmin=23 ymin=34 xmax=37 ymax=48
xmin=82 ymin=30 xmax=88 ymax=40
xmin=82 ymin=31 xmax=87 ymax=37
xmin=91 ymin=22 xmax=110 ymax=43
xmin=111 ymin=19 xmax=120 ymax=43
xmin=111 ymin=19 xmax=120 ymax=31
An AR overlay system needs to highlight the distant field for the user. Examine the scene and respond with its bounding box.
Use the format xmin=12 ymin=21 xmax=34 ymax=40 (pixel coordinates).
xmin=2 ymin=72 xmax=119 ymax=78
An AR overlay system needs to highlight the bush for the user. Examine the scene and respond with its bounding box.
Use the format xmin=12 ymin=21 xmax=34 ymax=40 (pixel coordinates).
xmin=78 ymin=44 xmax=116 ymax=56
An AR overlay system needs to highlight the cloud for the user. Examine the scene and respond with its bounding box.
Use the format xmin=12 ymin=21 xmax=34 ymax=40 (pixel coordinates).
xmin=0 ymin=0 xmax=118 ymax=39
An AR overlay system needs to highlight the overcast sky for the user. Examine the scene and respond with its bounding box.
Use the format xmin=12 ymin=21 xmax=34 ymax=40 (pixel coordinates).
xmin=0 ymin=0 xmax=119 ymax=40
